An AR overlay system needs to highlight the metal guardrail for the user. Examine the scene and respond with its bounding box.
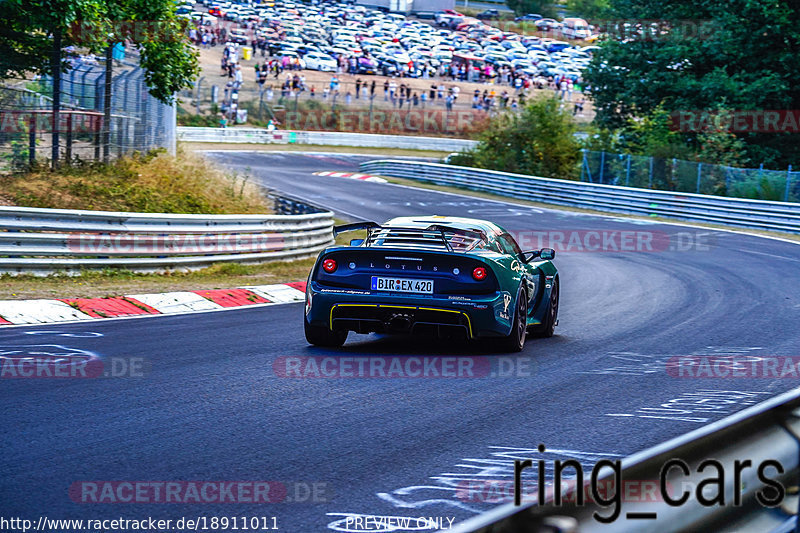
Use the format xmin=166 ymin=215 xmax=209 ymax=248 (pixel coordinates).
xmin=0 ymin=196 xmax=334 ymax=275
xmin=360 ymin=160 xmax=800 ymax=233
xmin=176 ymin=127 xmax=478 ymax=152
xmin=448 ymin=385 xmax=800 ymax=533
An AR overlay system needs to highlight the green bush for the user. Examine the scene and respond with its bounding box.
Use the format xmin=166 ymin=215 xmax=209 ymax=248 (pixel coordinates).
xmin=453 ymin=97 xmax=581 ymax=180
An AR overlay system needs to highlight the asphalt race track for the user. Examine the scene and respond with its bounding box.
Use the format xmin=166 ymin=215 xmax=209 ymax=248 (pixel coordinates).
xmin=3 ymin=152 xmax=800 ymax=532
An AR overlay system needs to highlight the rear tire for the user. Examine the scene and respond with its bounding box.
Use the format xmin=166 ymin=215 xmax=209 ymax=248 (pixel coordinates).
xmin=531 ymin=279 xmax=559 ymax=338
xmin=304 ymin=319 xmax=347 ymax=347
xmin=500 ymin=288 xmax=527 ymax=353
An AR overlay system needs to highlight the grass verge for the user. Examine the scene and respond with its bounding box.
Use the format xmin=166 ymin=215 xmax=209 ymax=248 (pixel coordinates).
xmin=0 ymin=148 xmax=271 ymax=214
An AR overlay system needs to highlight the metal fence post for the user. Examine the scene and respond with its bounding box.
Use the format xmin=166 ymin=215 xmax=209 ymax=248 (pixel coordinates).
xmin=122 ymin=72 xmax=131 ymax=155
xmin=758 ymin=163 xmax=763 ymax=197
xmin=117 ymin=116 xmax=123 ymax=158
xmin=102 ymin=45 xmax=113 ymax=164
xmin=65 ymin=113 xmax=73 ymax=163
xmin=649 ymin=156 xmax=654 ymax=188
xmin=50 ymin=26 xmax=62 ymax=170
xmin=696 ymin=162 xmax=702 ymax=193
xmin=672 ymin=158 xmax=677 ymax=189
xmin=195 ymin=77 xmax=204 ymax=115
xmin=625 ymin=154 xmax=631 ymax=186
xmin=599 ymin=151 xmax=606 ymax=183
xmin=93 ymin=115 xmax=101 ymax=161
xmin=785 ymin=165 xmax=793 ymax=202
xmin=28 ymin=115 xmax=36 ymax=165
xmin=580 ymin=149 xmax=585 ymax=181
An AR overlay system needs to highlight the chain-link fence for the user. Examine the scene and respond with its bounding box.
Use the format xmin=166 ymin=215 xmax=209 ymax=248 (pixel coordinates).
xmin=177 ymin=78 xmax=498 ymax=137
xmin=0 ymin=48 xmax=176 ymax=170
xmin=581 ymin=150 xmax=799 ymax=202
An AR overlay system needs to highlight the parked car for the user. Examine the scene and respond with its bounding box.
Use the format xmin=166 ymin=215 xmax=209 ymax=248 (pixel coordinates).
xmin=304 ymin=52 xmax=337 ymax=71
xmin=356 ymin=57 xmax=379 ymax=75
xmin=228 ymin=29 xmax=249 ymax=45
xmin=561 ymin=17 xmax=591 ymax=39
xmin=514 ymin=13 xmax=542 ymax=22
xmin=535 ymin=18 xmax=561 ymax=31
xmin=476 ymin=9 xmax=500 ymax=20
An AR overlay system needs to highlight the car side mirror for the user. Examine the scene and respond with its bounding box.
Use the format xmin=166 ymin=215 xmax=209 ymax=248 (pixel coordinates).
xmin=521 ymin=250 xmax=540 ymax=262
xmin=350 ymin=239 xmax=364 ymax=246
xmin=522 ymin=248 xmax=555 ymax=262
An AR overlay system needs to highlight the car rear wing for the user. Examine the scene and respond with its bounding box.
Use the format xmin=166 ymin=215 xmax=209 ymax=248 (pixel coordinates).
xmin=334 ymin=222 xmax=488 ymax=252
xmin=369 ymin=225 xmax=487 ymax=252
xmin=333 ymin=221 xmax=381 ymax=237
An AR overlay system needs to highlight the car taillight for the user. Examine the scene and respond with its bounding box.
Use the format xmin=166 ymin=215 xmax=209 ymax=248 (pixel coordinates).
xmin=472 ymin=267 xmax=487 ymax=280
xmin=322 ymin=258 xmax=337 ymax=273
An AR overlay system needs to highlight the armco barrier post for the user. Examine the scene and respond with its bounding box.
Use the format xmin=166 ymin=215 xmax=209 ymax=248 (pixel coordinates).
xmin=649 ymin=156 xmax=654 ymax=188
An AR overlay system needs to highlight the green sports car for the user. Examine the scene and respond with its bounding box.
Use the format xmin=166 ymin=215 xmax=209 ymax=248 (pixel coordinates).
xmin=304 ymin=216 xmax=559 ymax=352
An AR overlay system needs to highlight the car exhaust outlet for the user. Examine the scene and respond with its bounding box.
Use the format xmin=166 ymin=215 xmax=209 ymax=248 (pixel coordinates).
xmin=387 ymin=314 xmax=412 ymax=332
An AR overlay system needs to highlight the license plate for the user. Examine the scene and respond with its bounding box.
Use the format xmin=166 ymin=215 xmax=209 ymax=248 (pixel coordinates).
xmin=371 ymin=276 xmax=433 ymax=294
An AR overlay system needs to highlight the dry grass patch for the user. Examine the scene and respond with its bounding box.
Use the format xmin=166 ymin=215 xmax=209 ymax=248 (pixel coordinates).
xmin=0 ymin=148 xmax=271 ymax=214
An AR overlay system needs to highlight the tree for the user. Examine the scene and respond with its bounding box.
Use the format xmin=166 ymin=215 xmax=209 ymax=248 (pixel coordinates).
xmin=616 ymin=104 xmax=692 ymax=159
xmin=583 ymin=0 xmax=800 ymax=167
xmin=0 ymin=0 xmax=198 ymax=103
xmin=694 ymin=109 xmax=748 ymax=167
xmin=454 ymin=97 xmax=581 ymax=180
xmin=100 ymin=0 xmax=199 ymax=104
xmin=1 ymin=0 xmax=197 ymax=166
xmin=565 ymin=0 xmax=611 ymax=19
xmin=0 ymin=0 xmax=99 ymax=79
xmin=505 ymin=0 xmax=555 ymax=18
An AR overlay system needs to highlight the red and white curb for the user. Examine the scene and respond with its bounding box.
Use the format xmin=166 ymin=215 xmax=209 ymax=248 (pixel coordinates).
xmin=313 ymin=171 xmax=387 ymax=183
xmin=0 ymin=282 xmax=306 ymax=326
